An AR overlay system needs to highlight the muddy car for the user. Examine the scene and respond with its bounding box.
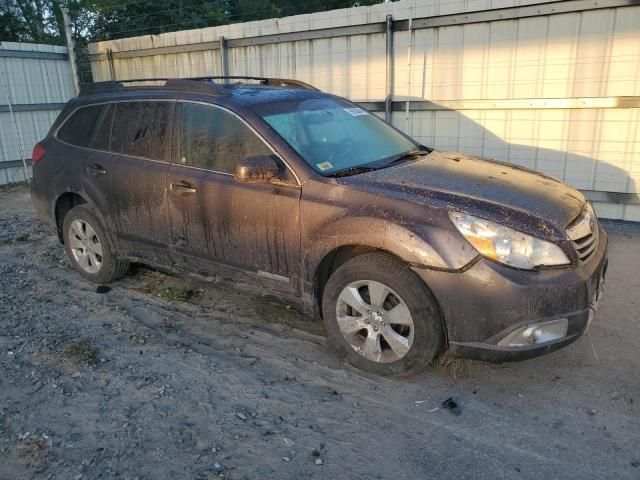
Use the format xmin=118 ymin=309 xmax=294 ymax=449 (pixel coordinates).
xmin=30 ymin=76 xmax=608 ymax=376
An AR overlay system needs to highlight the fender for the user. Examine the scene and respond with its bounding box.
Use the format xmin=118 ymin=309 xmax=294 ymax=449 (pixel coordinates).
xmin=51 ymin=188 xmax=119 ymax=254
xmin=304 ymin=216 xmax=479 ymax=284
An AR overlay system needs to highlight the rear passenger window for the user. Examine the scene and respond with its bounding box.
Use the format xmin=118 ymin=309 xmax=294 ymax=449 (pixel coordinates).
xmin=179 ymin=103 xmax=271 ymax=173
xmin=111 ymin=102 xmax=171 ymax=160
xmin=57 ymin=105 xmax=104 ymax=148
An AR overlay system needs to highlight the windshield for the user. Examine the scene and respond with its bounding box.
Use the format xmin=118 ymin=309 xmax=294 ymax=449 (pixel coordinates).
xmin=256 ymin=97 xmax=420 ymax=175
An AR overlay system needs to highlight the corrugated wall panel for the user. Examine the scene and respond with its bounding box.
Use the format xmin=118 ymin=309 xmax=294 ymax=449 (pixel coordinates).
xmin=0 ymin=42 xmax=74 ymax=185
xmin=88 ymin=0 xmax=640 ymax=220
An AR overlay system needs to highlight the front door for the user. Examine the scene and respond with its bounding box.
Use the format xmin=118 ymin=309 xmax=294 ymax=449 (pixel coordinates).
xmin=167 ymin=102 xmax=302 ymax=294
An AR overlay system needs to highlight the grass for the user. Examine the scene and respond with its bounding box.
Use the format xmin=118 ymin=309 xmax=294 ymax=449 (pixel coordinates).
xmin=64 ymin=338 xmax=99 ymax=364
xmin=132 ymin=271 xmax=197 ymax=303
xmin=432 ymin=353 xmax=473 ymax=379
xmin=157 ymin=286 xmax=196 ymax=302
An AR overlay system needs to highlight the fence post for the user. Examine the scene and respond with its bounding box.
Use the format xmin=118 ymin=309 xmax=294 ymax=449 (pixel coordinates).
xmin=385 ymin=15 xmax=394 ymax=123
xmin=61 ymin=8 xmax=80 ymax=95
xmin=219 ymin=36 xmax=229 ymax=80
xmin=106 ymin=49 xmax=117 ymax=80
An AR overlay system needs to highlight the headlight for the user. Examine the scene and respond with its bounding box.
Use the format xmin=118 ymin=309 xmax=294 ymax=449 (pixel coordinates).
xmin=449 ymin=211 xmax=570 ymax=269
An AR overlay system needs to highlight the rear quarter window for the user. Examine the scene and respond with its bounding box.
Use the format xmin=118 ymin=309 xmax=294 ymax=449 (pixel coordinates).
xmin=57 ymin=105 xmax=105 ymax=148
xmin=111 ymin=101 xmax=171 ymax=160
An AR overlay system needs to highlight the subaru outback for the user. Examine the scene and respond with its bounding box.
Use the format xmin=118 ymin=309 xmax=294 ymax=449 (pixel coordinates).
xmin=31 ymin=77 xmax=608 ymax=376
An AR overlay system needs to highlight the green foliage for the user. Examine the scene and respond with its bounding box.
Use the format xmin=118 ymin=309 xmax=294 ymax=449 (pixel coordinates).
xmin=1 ymin=0 xmax=62 ymax=43
xmin=229 ymin=0 xmax=279 ymax=22
xmin=1 ymin=0 xmax=385 ymax=44
xmin=1 ymin=5 xmax=28 ymax=41
xmin=90 ymin=0 xmax=230 ymax=40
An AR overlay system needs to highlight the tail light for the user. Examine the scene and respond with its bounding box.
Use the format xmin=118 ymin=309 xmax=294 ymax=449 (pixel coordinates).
xmin=32 ymin=143 xmax=45 ymax=165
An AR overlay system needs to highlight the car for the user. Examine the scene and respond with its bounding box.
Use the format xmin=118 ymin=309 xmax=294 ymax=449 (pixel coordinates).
xmin=30 ymin=76 xmax=608 ymax=376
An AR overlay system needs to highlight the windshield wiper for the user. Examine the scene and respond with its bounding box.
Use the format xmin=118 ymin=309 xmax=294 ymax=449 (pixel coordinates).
xmin=326 ymin=165 xmax=381 ymax=178
xmin=326 ymin=147 xmax=431 ymax=178
xmin=381 ymin=147 xmax=432 ymax=167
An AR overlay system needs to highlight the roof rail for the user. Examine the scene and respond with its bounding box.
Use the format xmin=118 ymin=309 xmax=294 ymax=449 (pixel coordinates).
xmin=79 ymin=78 xmax=225 ymax=96
xmin=189 ymin=76 xmax=318 ymax=90
xmin=79 ymin=76 xmax=317 ymax=96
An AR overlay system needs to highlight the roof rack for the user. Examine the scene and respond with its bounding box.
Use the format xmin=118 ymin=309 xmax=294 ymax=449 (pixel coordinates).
xmin=197 ymin=76 xmax=318 ymax=90
xmin=79 ymin=76 xmax=317 ymax=96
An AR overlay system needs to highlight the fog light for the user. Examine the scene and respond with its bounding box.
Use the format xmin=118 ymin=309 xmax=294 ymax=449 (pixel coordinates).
xmin=497 ymin=318 xmax=568 ymax=347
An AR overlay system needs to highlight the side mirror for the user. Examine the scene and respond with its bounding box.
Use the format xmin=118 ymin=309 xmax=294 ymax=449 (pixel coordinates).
xmin=234 ymin=155 xmax=280 ymax=184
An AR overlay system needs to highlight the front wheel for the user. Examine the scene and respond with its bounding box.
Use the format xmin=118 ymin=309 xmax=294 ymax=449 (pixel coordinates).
xmin=63 ymin=205 xmax=129 ymax=284
xmin=322 ymin=252 xmax=443 ymax=376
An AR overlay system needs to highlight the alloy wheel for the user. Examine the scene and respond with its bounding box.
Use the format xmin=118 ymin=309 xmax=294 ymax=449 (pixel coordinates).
xmin=67 ymin=219 xmax=103 ymax=274
xmin=335 ymin=280 xmax=415 ymax=363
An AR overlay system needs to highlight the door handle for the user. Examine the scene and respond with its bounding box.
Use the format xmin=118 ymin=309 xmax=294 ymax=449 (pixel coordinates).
xmin=87 ymin=163 xmax=107 ymax=176
xmin=171 ymin=181 xmax=197 ymax=194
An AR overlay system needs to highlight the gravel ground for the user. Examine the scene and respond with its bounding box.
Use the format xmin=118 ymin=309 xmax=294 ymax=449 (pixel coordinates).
xmin=1 ymin=183 xmax=639 ymax=480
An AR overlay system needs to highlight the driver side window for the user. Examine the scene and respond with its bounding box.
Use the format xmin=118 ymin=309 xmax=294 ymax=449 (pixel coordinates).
xmin=179 ymin=103 xmax=272 ymax=173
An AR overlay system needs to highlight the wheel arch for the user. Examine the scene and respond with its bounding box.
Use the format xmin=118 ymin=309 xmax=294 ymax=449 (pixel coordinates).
xmin=53 ymin=191 xmax=114 ymax=253
xmin=314 ymin=245 xmax=387 ymax=316
xmin=54 ymin=192 xmax=88 ymax=243
xmin=314 ymin=245 xmax=450 ymax=352
xmin=308 ymin=218 xmax=447 ymax=306
xmin=313 ymin=245 xmax=447 ymax=337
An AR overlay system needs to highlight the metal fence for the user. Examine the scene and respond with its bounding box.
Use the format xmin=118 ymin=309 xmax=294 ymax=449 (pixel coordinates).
xmin=0 ymin=42 xmax=75 ymax=185
xmin=83 ymin=0 xmax=640 ymax=221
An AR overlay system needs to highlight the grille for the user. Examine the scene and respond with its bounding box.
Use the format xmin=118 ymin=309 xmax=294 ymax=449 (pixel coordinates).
xmin=566 ymin=205 xmax=598 ymax=262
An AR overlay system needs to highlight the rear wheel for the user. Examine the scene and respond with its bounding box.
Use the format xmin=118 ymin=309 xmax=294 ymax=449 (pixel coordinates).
xmin=322 ymin=252 xmax=443 ymax=376
xmin=63 ymin=205 xmax=129 ymax=284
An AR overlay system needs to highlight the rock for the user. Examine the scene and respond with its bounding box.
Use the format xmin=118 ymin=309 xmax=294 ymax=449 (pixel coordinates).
xmin=282 ymin=456 xmax=291 ymax=462
xmin=441 ymin=396 xmax=462 ymax=415
xmin=72 ymin=372 xmax=82 ymax=378
xmin=195 ymin=439 xmax=209 ymax=451
xmin=236 ymin=412 xmax=247 ymax=421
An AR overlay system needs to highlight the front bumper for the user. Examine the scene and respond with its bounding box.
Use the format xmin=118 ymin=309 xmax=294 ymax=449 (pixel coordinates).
xmin=413 ymin=226 xmax=608 ymax=362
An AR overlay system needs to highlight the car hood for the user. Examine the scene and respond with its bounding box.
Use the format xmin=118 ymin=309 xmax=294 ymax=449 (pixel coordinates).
xmin=337 ymin=150 xmax=586 ymax=235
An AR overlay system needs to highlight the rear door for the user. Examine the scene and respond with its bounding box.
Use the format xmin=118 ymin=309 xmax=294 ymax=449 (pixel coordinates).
xmin=82 ymin=100 xmax=175 ymax=264
xmin=56 ymin=103 xmax=118 ymax=231
xmin=167 ymin=101 xmax=302 ymax=293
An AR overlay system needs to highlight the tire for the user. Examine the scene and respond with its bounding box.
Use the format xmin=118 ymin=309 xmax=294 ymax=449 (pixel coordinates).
xmin=62 ymin=205 xmax=129 ymax=284
xmin=322 ymin=252 xmax=443 ymax=376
